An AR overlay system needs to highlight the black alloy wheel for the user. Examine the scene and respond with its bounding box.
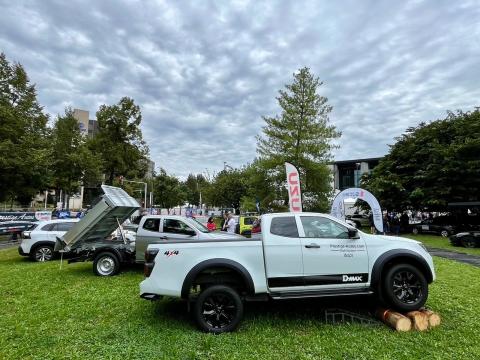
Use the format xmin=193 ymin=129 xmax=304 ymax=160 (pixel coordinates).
xmin=462 ymin=236 xmax=477 ymax=248
xmin=194 ymin=285 xmax=243 ymax=333
xmin=384 ymin=263 xmax=428 ymax=312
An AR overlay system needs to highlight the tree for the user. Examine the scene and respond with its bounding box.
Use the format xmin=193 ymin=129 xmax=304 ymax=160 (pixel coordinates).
xmin=93 ymin=97 xmax=149 ymax=184
xmin=183 ymin=173 xmax=208 ymax=206
xmin=256 ymin=67 xmax=341 ymax=211
xmin=0 ymin=53 xmax=51 ymax=205
xmin=362 ymin=109 xmax=480 ymax=211
xmin=211 ymin=169 xmax=247 ymax=211
xmin=153 ymin=169 xmax=186 ymax=212
xmin=50 ymin=108 xmax=103 ymax=206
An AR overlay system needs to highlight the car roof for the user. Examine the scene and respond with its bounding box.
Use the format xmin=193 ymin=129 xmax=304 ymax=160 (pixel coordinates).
xmin=37 ymin=219 xmax=80 ymax=225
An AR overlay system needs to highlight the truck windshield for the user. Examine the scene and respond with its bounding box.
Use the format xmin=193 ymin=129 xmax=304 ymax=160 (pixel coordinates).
xmin=189 ymin=219 xmax=210 ymax=233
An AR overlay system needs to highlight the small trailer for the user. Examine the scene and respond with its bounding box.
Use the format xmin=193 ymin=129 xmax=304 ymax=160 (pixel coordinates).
xmin=55 ymin=185 xmax=244 ymax=276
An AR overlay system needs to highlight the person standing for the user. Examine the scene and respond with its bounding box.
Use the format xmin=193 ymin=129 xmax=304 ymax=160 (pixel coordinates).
xmin=226 ymin=212 xmax=236 ymax=233
xmin=207 ymin=217 xmax=217 ymax=231
xmin=221 ymin=213 xmax=228 ymax=231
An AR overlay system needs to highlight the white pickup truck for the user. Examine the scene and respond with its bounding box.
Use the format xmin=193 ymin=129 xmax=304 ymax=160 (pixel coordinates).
xmin=140 ymin=212 xmax=435 ymax=333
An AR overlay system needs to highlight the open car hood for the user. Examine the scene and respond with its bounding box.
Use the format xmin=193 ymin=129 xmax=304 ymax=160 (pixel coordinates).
xmin=55 ymin=185 xmax=140 ymax=251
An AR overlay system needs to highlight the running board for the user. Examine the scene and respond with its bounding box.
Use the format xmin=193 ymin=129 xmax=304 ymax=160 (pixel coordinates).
xmin=270 ymin=288 xmax=374 ymax=300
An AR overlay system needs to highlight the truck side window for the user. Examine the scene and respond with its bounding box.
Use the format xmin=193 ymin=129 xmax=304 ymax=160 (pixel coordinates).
xmin=300 ymin=216 xmax=348 ymax=239
xmin=163 ymin=219 xmax=194 ymax=235
xmin=270 ymin=217 xmax=298 ymax=237
xmin=143 ymin=218 xmax=160 ymax=232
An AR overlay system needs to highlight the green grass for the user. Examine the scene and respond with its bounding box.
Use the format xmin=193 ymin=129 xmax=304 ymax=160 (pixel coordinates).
xmin=1 ymin=249 xmax=479 ymax=359
xmin=403 ymin=233 xmax=480 ymax=256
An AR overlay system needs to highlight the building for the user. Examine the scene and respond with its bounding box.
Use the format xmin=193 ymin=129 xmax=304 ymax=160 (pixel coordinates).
xmin=73 ymin=109 xmax=99 ymax=138
xmin=330 ymin=157 xmax=382 ymax=191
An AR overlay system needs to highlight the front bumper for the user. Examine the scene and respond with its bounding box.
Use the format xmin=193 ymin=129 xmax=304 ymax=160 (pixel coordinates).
xmin=18 ymin=246 xmax=28 ymax=256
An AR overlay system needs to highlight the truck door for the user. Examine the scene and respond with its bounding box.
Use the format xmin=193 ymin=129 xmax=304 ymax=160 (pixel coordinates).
xmin=263 ymin=215 xmax=304 ymax=290
xmin=135 ymin=217 xmax=162 ymax=262
xmin=298 ymin=215 xmax=369 ymax=289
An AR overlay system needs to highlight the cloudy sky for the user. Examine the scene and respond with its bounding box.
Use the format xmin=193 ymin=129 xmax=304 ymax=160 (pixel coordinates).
xmin=1 ymin=0 xmax=479 ymax=178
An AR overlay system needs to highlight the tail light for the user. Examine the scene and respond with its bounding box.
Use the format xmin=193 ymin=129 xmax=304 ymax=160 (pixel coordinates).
xmin=144 ymin=248 xmax=159 ymax=277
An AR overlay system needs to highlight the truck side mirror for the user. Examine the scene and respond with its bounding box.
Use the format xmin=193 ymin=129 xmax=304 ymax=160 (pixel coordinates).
xmin=348 ymin=228 xmax=359 ymax=239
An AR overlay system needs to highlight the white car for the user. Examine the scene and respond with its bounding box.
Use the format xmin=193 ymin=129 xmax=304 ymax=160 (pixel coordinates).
xmin=140 ymin=212 xmax=435 ymax=333
xmin=18 ymin=219 xmax=79 ymax=262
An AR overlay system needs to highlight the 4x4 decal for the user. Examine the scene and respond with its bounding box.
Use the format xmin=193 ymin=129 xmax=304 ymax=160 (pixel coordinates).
xmin=164 ymin=250 xmax=179 ymax=257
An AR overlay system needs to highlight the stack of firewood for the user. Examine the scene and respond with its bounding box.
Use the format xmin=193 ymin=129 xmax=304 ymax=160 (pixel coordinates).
xmin=376 ymin=308 xmax=441 ymax=331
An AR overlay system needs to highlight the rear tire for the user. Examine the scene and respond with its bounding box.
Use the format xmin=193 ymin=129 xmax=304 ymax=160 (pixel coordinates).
xmin=93 ymin=252 xmax=120 ymax=276
xmin=31 ymin=245 xmax=54 ymax=262
xmin=462 ymin=236 xmax=477 ymax=248
xmin=383 ymin=263 xmax=428 ymax=312
xmin=193 ymin=285 xmax=243 ymax=333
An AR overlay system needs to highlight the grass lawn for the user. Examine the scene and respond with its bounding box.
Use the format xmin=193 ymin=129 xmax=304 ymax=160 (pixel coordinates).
xmin=1 ymin=248 xmax=479 ymax=359
xmin=402 ymin=233 xmax=480 ymax=256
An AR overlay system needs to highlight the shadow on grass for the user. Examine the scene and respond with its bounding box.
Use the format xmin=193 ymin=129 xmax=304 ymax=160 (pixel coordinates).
xmin=142 ymin=294 xmax=382 ymax=332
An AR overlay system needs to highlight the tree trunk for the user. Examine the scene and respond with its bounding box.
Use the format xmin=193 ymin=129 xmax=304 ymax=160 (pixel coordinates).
xmin=376 ymin=308 xmax=411 ymax=331
xmin=420 ymin=309 xmax=441 ymax=328
xmin=406 ymin=311 xmax=429 ymax=331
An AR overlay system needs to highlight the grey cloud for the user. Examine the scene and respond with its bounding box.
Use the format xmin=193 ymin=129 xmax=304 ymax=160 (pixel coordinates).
xmin=0 ymin=0 xmax=479 ymax=176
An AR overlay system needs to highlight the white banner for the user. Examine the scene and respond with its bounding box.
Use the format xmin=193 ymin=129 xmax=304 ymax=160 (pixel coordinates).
xmin=330 ymin=188 xmax=383 ymax=233
xmin=285 ymin=162 xmax=302 ymax=212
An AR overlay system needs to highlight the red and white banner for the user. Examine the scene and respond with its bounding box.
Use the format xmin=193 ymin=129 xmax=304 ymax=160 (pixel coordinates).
xmin=285 ymin=162 xmax=302 ymax=212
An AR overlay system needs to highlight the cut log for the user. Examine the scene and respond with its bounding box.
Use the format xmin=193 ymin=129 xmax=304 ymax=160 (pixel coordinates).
xmin=420 ymin=309 xmax=441 ymax=328
xmin=376 ymin=308 xmax=411 ymax=332
xmin=406 ymin=311 xmax=429 ymax=331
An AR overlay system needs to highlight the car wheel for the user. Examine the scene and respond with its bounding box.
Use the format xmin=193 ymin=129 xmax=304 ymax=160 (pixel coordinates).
xmin=32 ymin=245 xmax=54 ymax=262
xmin=440 ymin=230 xmax=449 ymax=238
xmin=412 ymin=227 xmax=419 ymax=235
xmin=383 ymin=263 xmax=428 ymax=312
xmin=461 ymin=236 xmax=477 ymax=248
xmin=93 ymin=252 xmax=120 ymax=276
xmin=193 ymin=285 xmax=243 ymax=333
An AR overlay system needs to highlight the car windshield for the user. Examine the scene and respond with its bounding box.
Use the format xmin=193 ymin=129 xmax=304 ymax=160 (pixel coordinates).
xmin=189 ymin=218 xmax=210 ymax=233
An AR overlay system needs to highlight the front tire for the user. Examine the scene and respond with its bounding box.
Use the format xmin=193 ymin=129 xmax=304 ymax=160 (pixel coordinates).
xmin=32 ymin=245 xmax=54 ymax=262
xmin=93 ymin=252 xmax=120 ymax=276
xmin=462 ymin=236 xmax=477 ymax=248
xmin=383 ymin=263 xmax=428 ymax=312
xmin=193 ymin=285 xmax=243 ymax=333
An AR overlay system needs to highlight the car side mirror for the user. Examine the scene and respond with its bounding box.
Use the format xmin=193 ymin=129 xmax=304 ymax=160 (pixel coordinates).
xmin=348 ymin=228 xmax=359 ymax=239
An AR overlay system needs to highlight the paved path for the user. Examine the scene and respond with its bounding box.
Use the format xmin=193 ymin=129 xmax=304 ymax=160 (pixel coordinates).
xmin=428 ymin=247 xmax=480 ymax=267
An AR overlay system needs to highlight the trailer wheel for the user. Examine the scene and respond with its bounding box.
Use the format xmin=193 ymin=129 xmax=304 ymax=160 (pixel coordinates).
xmin=93 ymin=252 xmax=120 ymax=276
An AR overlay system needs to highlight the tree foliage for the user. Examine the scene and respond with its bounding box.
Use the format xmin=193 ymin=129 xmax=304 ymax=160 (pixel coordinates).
xmin=153 ymin=168 xmax=186 ymax=211
xmin=362 ymin=109 xmax=480 ymax=211
xmin=93 ymin=97 xmax=149 ymax=184
xmin=0 ymin=53 xmax=51 ymax=204
xmin=256 ymin=67 xmax=341 ymax=211
xmin=50 ymin=108 xmax=102 ymax=196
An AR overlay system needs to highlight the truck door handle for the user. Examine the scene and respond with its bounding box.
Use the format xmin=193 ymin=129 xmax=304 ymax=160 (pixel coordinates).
xmin=305 ymin=243 xmax=320 ymax=249
xmin=159 ymin=236 xmax=168 ymax=240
